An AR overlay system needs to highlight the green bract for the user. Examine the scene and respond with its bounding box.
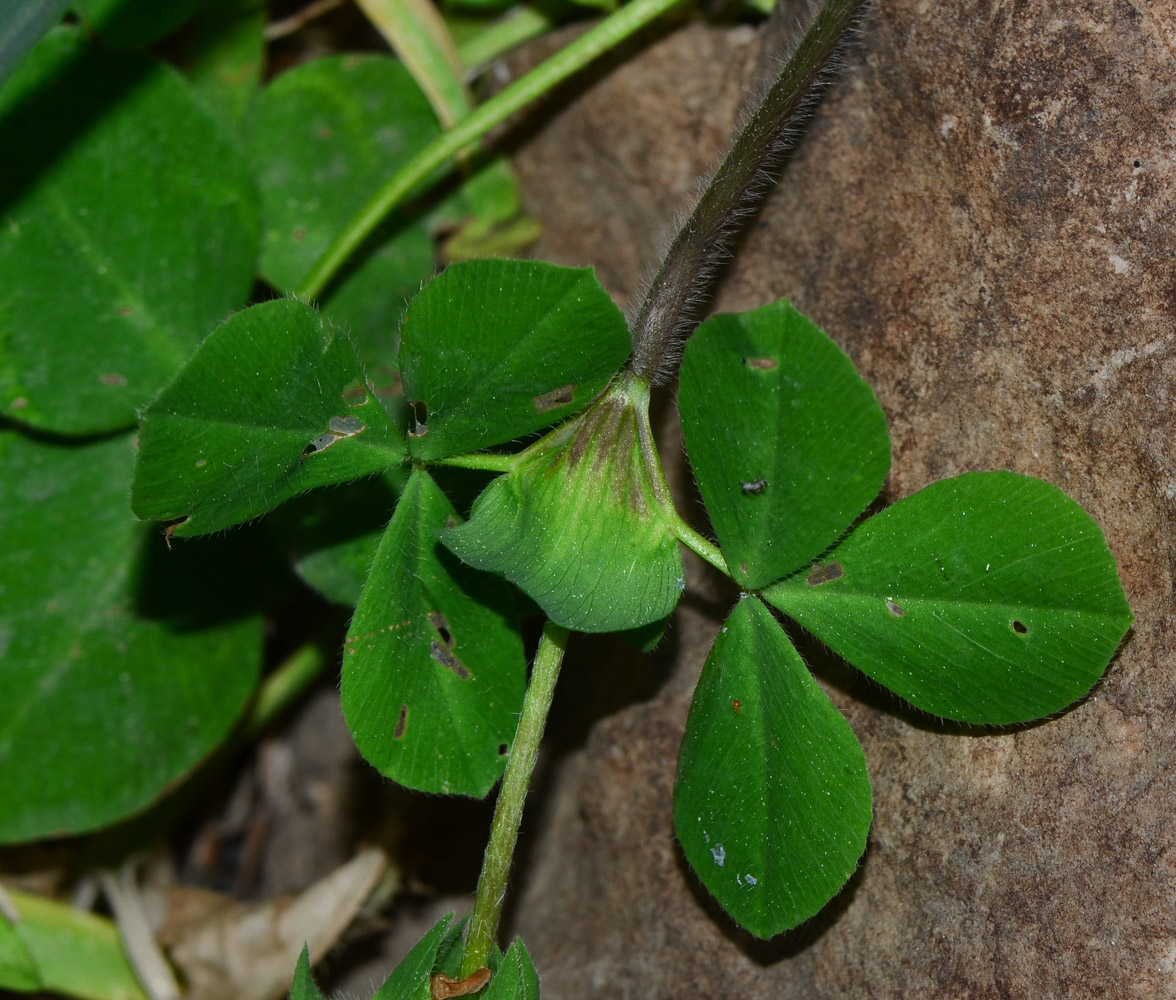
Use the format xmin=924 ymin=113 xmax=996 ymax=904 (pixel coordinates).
xmin=289 ymin=913 xmax=538 ymax=1000
xmin=444 ymin=377 xmax=684 ymax=632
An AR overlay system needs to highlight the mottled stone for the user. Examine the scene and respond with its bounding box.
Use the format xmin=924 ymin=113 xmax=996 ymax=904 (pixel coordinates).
xmin=506 ymin=3 xmax=1175 ymax=997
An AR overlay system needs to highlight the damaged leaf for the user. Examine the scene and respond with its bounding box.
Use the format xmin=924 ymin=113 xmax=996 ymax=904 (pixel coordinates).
xmin=133 ymin=299 xmax=407 ymax=536
xmin=673 ymin=596 xmax=871 ymax=938
xmin=342 ymin=468 xmax=525 ymax=797
xmin=679 ymin=300 xmax=890 ymax=590
xmin=398 ymin=259 xmax=631 ymax=460
xmin=764 ymin=471 xmax=1133 ymax=723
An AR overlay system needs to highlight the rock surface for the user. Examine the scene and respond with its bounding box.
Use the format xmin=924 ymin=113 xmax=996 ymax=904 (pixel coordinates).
xmin=505 ymin=3 xmax=1176 ymax=996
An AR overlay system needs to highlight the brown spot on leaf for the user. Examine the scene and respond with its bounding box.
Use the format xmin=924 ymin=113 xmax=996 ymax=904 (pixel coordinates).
xmin=732 ymin=698 xmax=741 ymax=713
xmin=431 ymin=642 xmax=471 ymax=679
xmin=428 ymin=612 xmax=469 ymax=678
xmin=115 ymin=306 xmax=133 ymax=317
xmin=427 ymin=611 xmax=453 ymax=646
xmin=886 ymin=600 xmax=905 ymax=617
xmin=1012 ymin=619 xmax=1028 ymax=635
xmin=806 ymin=562 xmax=845 ymax=586
xmin=99 ymin=373 xmax=127 ymax=386
xmin=533 ymin=383 xmax=576 ymax=413
xmin=743 ymin=357 xmax=778 ymax=370
xmin=393 ymin=704 xmax=408 ymax=739
xmin=341 ymin=379 xmax=368 ymax=405
xmin=293 ymin=226 xmax=307 ymax=242
xmin=369 ymin=367 xmax=403 ymax=398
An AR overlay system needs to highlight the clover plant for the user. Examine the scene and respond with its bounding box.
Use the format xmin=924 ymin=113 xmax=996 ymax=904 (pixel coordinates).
xmin=0 ymin=0 xmax=1132 ymax=997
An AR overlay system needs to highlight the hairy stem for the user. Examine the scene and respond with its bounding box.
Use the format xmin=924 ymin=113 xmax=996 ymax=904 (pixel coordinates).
xmin=628 ymin=0 xmax=869 ymax=381
xmin=461 ymin=620 xmax=570 ymax=977
xmin=297 ymin=0 xmax=685 ymax=302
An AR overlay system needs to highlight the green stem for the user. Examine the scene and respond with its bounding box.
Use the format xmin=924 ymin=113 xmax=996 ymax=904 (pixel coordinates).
xmin=628 ymin=0 xmax=869 ymax=380
xmin=242 ymin=640 xmax=329 ymax=738
xmin=461 ymin=620 xmax=570 ymax=977
xmin=296 ymin=0 xmax=686 ymax=301
xmin=670 ymin=517 xmax=728 ymax=575
xmin=456 ymin=4 xmax=559 ymax=73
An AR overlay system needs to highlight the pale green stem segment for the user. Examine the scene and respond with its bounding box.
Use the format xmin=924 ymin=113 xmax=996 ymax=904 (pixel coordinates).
xmin=243 ymin=641 xmax=329 ymax=738
xmin=296 ymin=0 xmax=686 ymax=301
xmin=429 ymin=452 xmax=517 ymax=473
xmin=456 ymin=5 xmax=560 ymax=74
xmin=461 ymin=620 xmax=570 ymax=977
xmin=670 ymin=516 xmax=728 ymax=575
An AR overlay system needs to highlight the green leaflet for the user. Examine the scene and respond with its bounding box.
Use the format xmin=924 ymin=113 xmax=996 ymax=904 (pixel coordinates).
xmin=133 ymin=299 xmax=407 ymax=537
xmin=0 ymin=26 xmax=257 ymax=434
xmin=444 ymin=378 xmax=684 ymax=633
xmin=399 ymin=259 xmax=632 ymax=460
xmin=765 ymin=471 xmax=1133 ymax=723
xmin=342 ymin=469 xmax=525 ymax=798
xmin=673 ymin=596 xmax=872 ymax=938
xmin=679 ymin=300 xmax=889 ymax=590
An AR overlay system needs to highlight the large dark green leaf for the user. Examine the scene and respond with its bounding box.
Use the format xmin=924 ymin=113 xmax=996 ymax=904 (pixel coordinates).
xmin=0 ymin=430 xmax=261 ymax=843
xmin=133 ymin=299 xmax=407 ymax=537
xmin=0 ymin=27 xmax=257 ymax=434
xmin=399 ymin=259 xmax=631 ymax=460
xmin=765 ymin=472 xmax=1133 ymax=723
xmin=342 ymin=469 xmax=525 ymax=798
xmin=242 ymin=52 xmax=439 ymax=360
xmin=679 ymin=301 xmax=889 ymax=590
xmin=444 ymin=380 xmax=683 ymax=633
xmin=673 ymin=597 xmax=872 ymax=938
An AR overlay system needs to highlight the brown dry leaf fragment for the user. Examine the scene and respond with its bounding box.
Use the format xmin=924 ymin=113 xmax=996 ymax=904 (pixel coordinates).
xmin=430 ymin=968 xmax=492 ymax=999
xmin=160 ymin=846 xmax=390 ymax=1000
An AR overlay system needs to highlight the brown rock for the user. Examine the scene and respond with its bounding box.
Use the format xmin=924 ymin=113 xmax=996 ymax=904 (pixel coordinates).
xmin=505 ymin=2 xmax=1176 ymax=997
